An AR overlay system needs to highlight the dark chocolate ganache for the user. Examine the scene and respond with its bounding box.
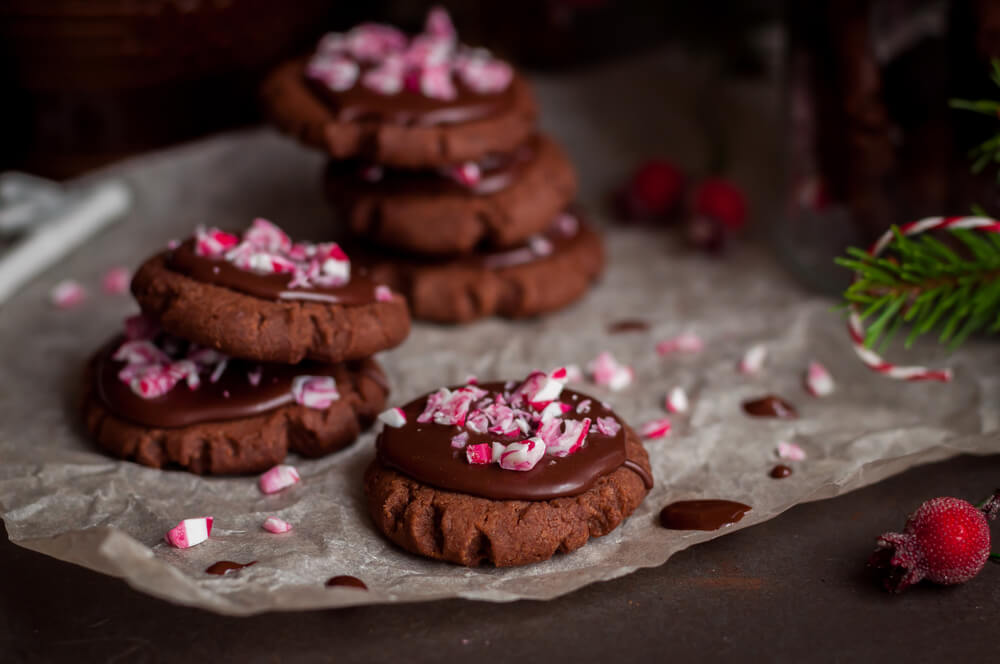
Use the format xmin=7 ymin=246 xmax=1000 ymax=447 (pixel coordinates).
xmin=658 ymin=500 xmax=752 ymax=531
xmin=329 ymin=136 xmax=538 ymax=197
xmin=305 ymin=61 xmax=517 ymax=128
xmin=205 ymin=560 xmax=257 ymax=575
xmin=376 ymin=382 xmax=632 ymax=501
xmin=94 ymin=337 xmax=341 ymax=428
xmin=769 ymin=464 xmax=793 ymax=479
xmin=167 ymin=239 xmax=378 ymax=306
xmin=326 ymin=575 xmax=368 ymax=590
xmin=742 ymin=395 xmax=798 ymax=419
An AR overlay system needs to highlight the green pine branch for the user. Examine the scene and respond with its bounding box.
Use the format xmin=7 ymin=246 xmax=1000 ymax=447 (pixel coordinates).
xmin=836 ymin=226 xmax=1000 ymax=350
xmin=950 ymin=58 xmax=1000 ymax=181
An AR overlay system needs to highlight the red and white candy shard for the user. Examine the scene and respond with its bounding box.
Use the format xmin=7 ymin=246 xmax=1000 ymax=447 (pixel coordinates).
xmin=50 ymin=279 xmax=87 ymax=309
xmin=165 ymin=517 xmax=213 ymax=549
xmin=588 ymin=352 xmax=634 ymax=391
xmin=102 ymin=266 xmax=131 ymax=295
xmin=315 ymin=243 xmax=351 ymax=286
xmin=466 ymin=443 xmax=492 ymax=465
xmin=378 ymin=407 xmax=407 ymax=428
xmin=362 ymin=62 xmax=404 ymax=95
xmin=739 ymin=344 xmax=767 ymax=374
xmin=247 ymin=365 xmax=262 ymax=387
xmin=374 ymin=284 xmax=394 ymax=302
xmin=640 ymin=417 xmax=672 ymax=439
xmin=259 ymin=464 xmax=300 ymax=494
xmin=419 ymin=65 xmax=457 ymax=100
xmin=346 ymin=23 xmax=407 ymax=62
xmin=306 ymin=54 xmax=359 ymax=91
xmin=576 ymin=398 xmax=592 ymax=414
xmin=655 ymin=332 xmax=704 ymax=356
xmin=665 ymin=387 xmax=689 ymax=414
xmin=776 ymin=441 xmax=806 ymax=461
xmin=596 ymin=416 xmax=621 ymax=436
xmin=194 ymin=226 xmax=239 ymax=257
xmin=499 ymin=437 xmax=546 ymax=471
xmin=262 ymin=516 xmax=293 ymax=534
xmin=425 ymin=5 xmax=456 ymax=39
xmin=457 ymin=56 xmax=513 ymax=94
xmin=547 ymin=418 xmax=591 ymax=457
xmin=292 ymin=375 xmax=340 ymax=409
xmin=804 ymin=361 xmax=835 ymax=397
xmin=446 ymin=161 xmax=482 ymax=187
xmin=451 ymin=431 xmax=470 ymax=448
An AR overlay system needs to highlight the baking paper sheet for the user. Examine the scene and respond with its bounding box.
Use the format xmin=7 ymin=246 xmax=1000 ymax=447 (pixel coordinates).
xmin=1 ymin=53 xmax=998 ymax=615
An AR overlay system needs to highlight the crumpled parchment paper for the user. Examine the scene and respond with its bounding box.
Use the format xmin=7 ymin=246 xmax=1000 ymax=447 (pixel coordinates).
xmin=1 ymin=52 xmax=998 ymax=616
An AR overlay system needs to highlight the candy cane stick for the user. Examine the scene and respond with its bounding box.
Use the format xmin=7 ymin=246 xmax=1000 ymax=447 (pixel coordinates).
xmin=848 ymin=215 xmax=1000 ymax=382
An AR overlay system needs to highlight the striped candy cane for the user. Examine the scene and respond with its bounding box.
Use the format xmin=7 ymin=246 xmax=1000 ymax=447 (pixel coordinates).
xmin=848 ymin=215 xmax=1000 ymax=382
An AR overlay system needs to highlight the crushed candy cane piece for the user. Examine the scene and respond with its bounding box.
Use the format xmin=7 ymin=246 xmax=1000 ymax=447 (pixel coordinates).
xmin=587 ymin=352 xmax=634 ymax=391
xmin=576 ymin=398 xmax=592 ymax=414
xmin=209 ymin=358 xmax=228 ymax=384
xmin=374 ymin=284 xmax=394 ymax=302
xmin=425 ymin=5 xmax=456 ymax=39
xmin=564 ymin=364 xmax=583 ymax=383
xmin=50 ymin=280 xmax=87 ymax=309
xmin=194 ymin=226 xmax=239 ymax=257
xmin=777 ymin=441 xmax=806 ymax=461
xmin=547 ymin=418 xmax=591 ymax=457
xmin=362 ymin=61 xmax=404 ymax=94
xmin=245 ymin=217 xmax=292 ymax=253
xmin=306 ymin=54 xmax=359 ymax=91
xmin=499 ymin=437 xmax=546 ymax=471
xmin=739 ymin=344 xmax=767 ymax=374
xmin=447 ymin=162 xmax=481 ymax=187
xmin=666 ymin=387 xmax=689 ymax=414
xmin=165 ymin=517 xmax=213 ymax=549
xmin=418 ymin=64 xmax=457 ymax=100
xmin=262 ymin=516 xmax=293 ymax=534
xmin=640 ymin=417 xmax=672 ymax=439
xmin=378 ymin=407 xmax=407 ymax=428
xmin=101 ymin=266 xmax=131 ymax=295
xmin=805 ymin=361 xmax=835 ymax=397
xmin=451 ymin=431 xmax=470 ymax=448
xmin=595 ymin=416 xmax=621 ymax=437
xmin=292 ymin=375 xmax=340 ymax=409
xmin=466 ymin=443 xmax=492 ymax=465
xmin=655 ymin=332 xmax=704 ymax=356
xmin=457 ymin=56 xmax=513 ymax=93
xmin=247 ymin=365 xmax=262 ymax=386
xmin=259 ymin=464 xmax=300 ymax=494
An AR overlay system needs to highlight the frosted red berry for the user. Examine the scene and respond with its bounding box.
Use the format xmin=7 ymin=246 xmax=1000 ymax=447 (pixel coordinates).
xmin=615 ymin=159 xmax=685 ymax=222
xmin=692 ymin=177 xmax=747 ymax=230
xmin=869 ymin=492 xmax=1000 ymax=593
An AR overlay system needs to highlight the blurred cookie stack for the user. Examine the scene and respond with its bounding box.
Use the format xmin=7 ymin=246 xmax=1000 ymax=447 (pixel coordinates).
xmin=262 ymin=7 xmax=604 ymax=323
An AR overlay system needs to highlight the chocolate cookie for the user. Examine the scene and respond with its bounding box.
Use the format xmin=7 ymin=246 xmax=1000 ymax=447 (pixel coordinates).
xmin=84 ymin=336 xmax=389 ymax=475
xmin=325 ymin=134 xmax=578 ymax=256
xmin=364 ymin=376 xmax=653 ymax=567
xmin=131 ymin=220 xmax=410 ymax=364
xmin=357 ymin=211 xmax=604 ymax=323
xmin=259 ymin=11 xmax=537 ymax=168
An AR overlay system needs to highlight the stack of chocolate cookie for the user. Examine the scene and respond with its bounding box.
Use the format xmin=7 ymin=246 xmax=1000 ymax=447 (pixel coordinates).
xmin=262 ymin=7 xmax=604 ymax=323
xmin=83 ymin=219 xmax=410 ymax=474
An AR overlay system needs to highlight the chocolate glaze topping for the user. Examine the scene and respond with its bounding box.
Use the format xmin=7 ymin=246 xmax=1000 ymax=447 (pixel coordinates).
xmin=332 ymin=136 xmax=537 ymax=197
xmin=769 ymin=464 xmax=793 ymax=479
xmin=94 ymin=337 xmax=342 ymax=428
xmin=168 ymin=239 xmax=378 ymax=305
xmin=306 ymin=62 xmax=516 ymax=128
xmin=205 ymin=560 xmax=257 ymax=575
xmin=658 ymin=500 xmax=752 ymax=531
xmin=607 ymin=319 xmax=650 ymax=334
xmin=742 ymin=395 xmax=798 ymax=419
xmin=376 ymin=382 xmax=629 ymax=501
xmin=326 ymin=575 xmax=367 ymax=590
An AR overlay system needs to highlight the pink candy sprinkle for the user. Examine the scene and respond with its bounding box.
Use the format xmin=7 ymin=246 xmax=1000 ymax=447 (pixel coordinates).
xmin=466 ymin=443 xmax=492 ymax=465
xmin=378 ymin=407 xmax=407 ymax=428
xmin=374 ymin=284 xmax=394 ymax=302
xmin=292 ymin=375 xmax=340 ymax=409
xmin=777 ymin=441 xmax=806 ymax=461
xmin=165 ymin=517 xmax=213 ymax=549
xmin=665 ymin=387 xmax=689 ymax=414
xmin=457 ymin=56 xmax=513 ymax=93
xmin=640 ymin=417 xmax=672 ymax=439
xmin=499 ymin=437 xmax=546 ymax=471
xmin=739 ymin=344 xmax=767 ymax=374
xmin=425 ymin=5 xmax=456 ymax=39
xmin=596 ymin=416 xmax=621 ymax=437
xmin=447 ymin=161 xmax=482 ymax=187
xmin=587 ymin=352 xmax=634 ymax=391
xmin=50 ymin=280 xmax=87 ymax=309
xmin=194 ymin=226 xmax=239 ymax=257
xmin=655 ymin=332 xmax=704 ymax=356
xmin=259 ymin=465 xmax=300 ymax=494
xmin=101 ymin=266 xmax=131 ymax=295
xmin=804 ymin=361 xmax=835 ymax=397
xmin=262 ymin=516 xmax=293 ymax=534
